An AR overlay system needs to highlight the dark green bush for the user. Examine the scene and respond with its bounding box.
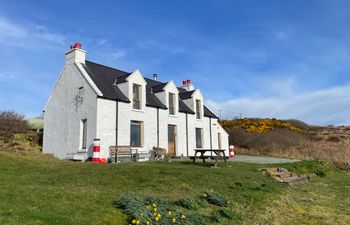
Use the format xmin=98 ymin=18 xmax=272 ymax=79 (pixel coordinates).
xmin=115 ymin=193 xmax=209 ymax=225
xmin=315 ymin=169 xmax=326 ymax=177
xmin=203 ymin=191 xmax=229 ymax=207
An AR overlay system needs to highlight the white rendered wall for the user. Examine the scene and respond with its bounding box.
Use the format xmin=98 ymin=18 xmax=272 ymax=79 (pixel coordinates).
xmin=43 ymin=62 xmax=97 ymax=159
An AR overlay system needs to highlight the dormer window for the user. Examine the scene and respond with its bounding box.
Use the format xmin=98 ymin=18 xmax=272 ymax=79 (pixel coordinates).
xmin=196 ymin=99 xmax=201 ymax=119
xmin=169 ymin=93 xmax=175 ymax=115
xmin=133 ymin=84 xmax=141 ymax=110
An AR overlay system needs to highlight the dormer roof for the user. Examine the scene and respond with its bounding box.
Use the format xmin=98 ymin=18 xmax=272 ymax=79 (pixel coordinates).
xmin=81 ymin=60 xmax=218 ymax=117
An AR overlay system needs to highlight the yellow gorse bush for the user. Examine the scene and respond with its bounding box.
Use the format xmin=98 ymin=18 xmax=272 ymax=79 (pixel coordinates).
xmin=220 ymin=118 xmax=303 ymax=133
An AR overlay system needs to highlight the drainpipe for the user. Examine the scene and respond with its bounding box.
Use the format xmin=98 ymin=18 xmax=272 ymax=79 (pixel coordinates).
xmin=115 ymin=101 xmax=119 ymax=146
xmin=209 ymin=117 xmax=212 ymax=156
xmin=157 ymin=108 xmax=160 ymax=148
xmin=186 ymin=113 xmax=189 ymax=157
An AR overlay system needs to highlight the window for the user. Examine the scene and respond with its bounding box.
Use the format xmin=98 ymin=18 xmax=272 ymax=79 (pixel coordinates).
xmin=133 ymin=84 xmax=141 ymax=109
xmin=130 ymin=121 xmax=143 ymax=147
xmin=80 ymin=119 xmax=87 ymax=149
xmin=196 ymin=99 xmax=201 ymax=119
xmin=168 ymin=93 xmax=175 ymax=115
xmin=195 ymin=128 xmax=203 ymax=148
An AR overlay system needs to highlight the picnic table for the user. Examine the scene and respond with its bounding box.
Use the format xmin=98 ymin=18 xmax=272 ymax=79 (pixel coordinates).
xmin=190 ymin=149 xmax=228 ymax=167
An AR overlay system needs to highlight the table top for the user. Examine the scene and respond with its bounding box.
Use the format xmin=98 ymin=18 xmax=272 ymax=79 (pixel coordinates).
xmin=194 ymin=149 xmax=226 ymax=152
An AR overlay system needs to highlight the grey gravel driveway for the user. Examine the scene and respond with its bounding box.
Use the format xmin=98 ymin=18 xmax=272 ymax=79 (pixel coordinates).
xmin=229 ymin=155 xmax=300 ymax=164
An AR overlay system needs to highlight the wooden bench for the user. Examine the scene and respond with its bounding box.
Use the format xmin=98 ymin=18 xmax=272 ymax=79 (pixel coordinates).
xmin=109 ymin=146 xmax=139 ymax=163
xmin=190 ymin=155 xmax=210 ymax=163
xmin=192 ymin=149 xmax=228 ymax=167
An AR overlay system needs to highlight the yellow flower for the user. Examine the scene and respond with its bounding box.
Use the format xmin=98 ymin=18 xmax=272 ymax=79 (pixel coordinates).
xmin=153 ymin=212 xmax=157 ymax=217
xmin=136 ymin=220 xmax=140 ymax=225
xmin=146 ymin=222 xmax=150 ymax=225
xmin=157 ymin=214 xmax=161 ymax=218
xmin=131 ymin=219 xmax=136 ymax=224
xmin=152 ymin=203 xmax=157 ymax=207
xmin=203 ymin=193 xmax=207 ymax=197
xmin=153 ymin=208 xmax=157 ymax=212
xmin=168 ymin=211 xmax=172 ymax=215
xmin=155 ymin=216 xmax=160 ymax=221
xmin=210 ymin=189 xmax=213 ymax=192
xmin=172 ymin=217 xmax=176 ymax=223
xmin=146 ymin=205 xmax=151 ymax=209
xmin=181 ymin=215 xmax=186 ymax=219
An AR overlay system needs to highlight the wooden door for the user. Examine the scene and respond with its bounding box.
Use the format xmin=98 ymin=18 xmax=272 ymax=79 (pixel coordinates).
xmin=168 ymin=125 xmax=176 ymax=156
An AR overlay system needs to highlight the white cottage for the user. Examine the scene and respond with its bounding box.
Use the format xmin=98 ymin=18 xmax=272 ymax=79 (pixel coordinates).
xmin=43 ymin=43 xmax=229 ymax=161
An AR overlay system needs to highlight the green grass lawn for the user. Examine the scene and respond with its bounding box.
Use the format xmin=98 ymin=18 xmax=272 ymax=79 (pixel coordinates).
xmin=0 ymin=152 xmax=349 ymax=225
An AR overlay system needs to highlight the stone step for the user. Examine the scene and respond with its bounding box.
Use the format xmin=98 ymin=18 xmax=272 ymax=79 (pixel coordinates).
xmin=264 ymin=167 xmax=279 ymax=174
xmin=272 ymin=171 xmax=293 ymax=179
xmin=282 ymin=176 xmax=309 ymax=185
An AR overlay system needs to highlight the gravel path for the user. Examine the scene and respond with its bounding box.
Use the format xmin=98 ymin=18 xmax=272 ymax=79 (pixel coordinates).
xmin=229 ymin=155 xmax=300 ymax=164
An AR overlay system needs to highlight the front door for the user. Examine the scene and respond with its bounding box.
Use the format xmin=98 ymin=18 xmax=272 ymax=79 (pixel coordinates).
xmin=168 ymin=125 xmax=176 ymax=156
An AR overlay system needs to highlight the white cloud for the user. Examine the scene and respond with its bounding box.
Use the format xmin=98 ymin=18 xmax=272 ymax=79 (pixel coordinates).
xmin=0 ymin=16 xmax=66 ymax=47
xmin=207 ymin=84 xmax=350 ymax=126
xmin=97 ymin=39 xmax=108 ymax=46
xmin=110 ymin=50 xmax=126 ymax=60
xmin=0 ymin=72 xmax=16 ymax=81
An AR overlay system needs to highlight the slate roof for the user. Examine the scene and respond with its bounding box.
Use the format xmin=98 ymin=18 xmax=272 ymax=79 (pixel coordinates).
xmin=152 ymin=83 xmax=167 ymax=93
xmin=204 ymin=105 xmax=219 ymax=119
xmin=81 ymin=60 xmax=217 ymax=117
xmin=179 ymin=90 xmax=195 ymax=100
xmin=82 ymin=61 xmax=130 ymax=102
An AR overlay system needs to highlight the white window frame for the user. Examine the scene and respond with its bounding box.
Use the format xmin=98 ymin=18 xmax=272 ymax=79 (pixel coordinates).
xmin=196 ymin=99 xmax=202 ymax=119
xmin=130 ymin=120 xmax=143 ymax=147
xmin=80 ymin=119 xmax=87 ymax=150
xmin=168 ymin=92 xmax=176 ymax=115
xmin=195 ymin=128 xmax=203 ymax=148
xmin=132 ymin=84 xmax=142 ymax=110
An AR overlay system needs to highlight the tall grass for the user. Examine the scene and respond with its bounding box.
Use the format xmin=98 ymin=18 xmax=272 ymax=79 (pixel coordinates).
xmin=223 ymin=119 xmax=350 ymax=169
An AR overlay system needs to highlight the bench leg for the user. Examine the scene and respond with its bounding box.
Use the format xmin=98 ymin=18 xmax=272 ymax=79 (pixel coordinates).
xmin=193 ymin=152 xmax=198 ymax=163
xmin=201 ymin=152 xmax=206 ymax=163
xmin=223 ymin=152 xmax=227 ymax=167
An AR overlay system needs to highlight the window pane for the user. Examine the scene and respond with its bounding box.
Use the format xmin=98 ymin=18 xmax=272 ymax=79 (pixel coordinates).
xmin=133 ymin=84 xmax=141 ymax=109
xmin=169 ymin=93 xmax=175 ymax=115
xmin=196 ymin=128 xmax=202 ymax=148
xmin=130 ymin=121 xmax=142 ymax=147
xmin=81 ymin=119 xmax=87 ymax=149
xmin=196 ymin=100 xmax=201 ymax=119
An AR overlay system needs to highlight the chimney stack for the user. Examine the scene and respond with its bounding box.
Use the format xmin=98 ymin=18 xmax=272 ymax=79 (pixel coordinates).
xmin=65 ymin=42 xmax=86 ymax=64
xmin=181 ymin=79 xmax=194 ymax=91
xmin=153 ymin=73 xmax=158 ymax=81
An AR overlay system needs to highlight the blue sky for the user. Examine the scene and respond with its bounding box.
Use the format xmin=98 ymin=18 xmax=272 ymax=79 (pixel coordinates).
xmin=0 ymin=0 xmax=349 ymax=125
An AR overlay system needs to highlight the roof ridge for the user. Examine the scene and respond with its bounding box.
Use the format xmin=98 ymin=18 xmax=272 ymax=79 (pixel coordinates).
xmin=144 ymin=77 xmax=166 ymax=86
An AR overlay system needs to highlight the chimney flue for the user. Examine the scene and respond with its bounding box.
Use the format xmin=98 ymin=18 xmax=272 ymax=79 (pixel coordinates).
xmin=70 ymin=42 xmax=82 ymax=50
xmin=153 ymin=73 xmax=158 ymax=81
xmin=181 ymin=79 xmax=194 ymax=91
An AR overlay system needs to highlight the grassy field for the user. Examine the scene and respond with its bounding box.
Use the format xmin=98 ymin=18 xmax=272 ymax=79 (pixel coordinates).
xmin=0 ymin=152 xmax=349 ymax=225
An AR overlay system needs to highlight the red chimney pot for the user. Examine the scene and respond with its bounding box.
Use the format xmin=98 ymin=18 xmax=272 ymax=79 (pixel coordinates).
xmin=182 ymin=80 xmax=187 ymax=85
xmin=186 ymin=79 xmax=191 ymax=85
xmin=70 ymin=42 xmax=82 ymax=50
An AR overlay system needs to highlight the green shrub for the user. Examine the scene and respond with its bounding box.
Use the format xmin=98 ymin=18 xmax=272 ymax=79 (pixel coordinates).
xmin=115 ymin=193 xmax=207 ymax=225
xmin=315 ymin=169 xmax=326 ymax=177
xmin=202 ymin=191 xmax=229 ymax=207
